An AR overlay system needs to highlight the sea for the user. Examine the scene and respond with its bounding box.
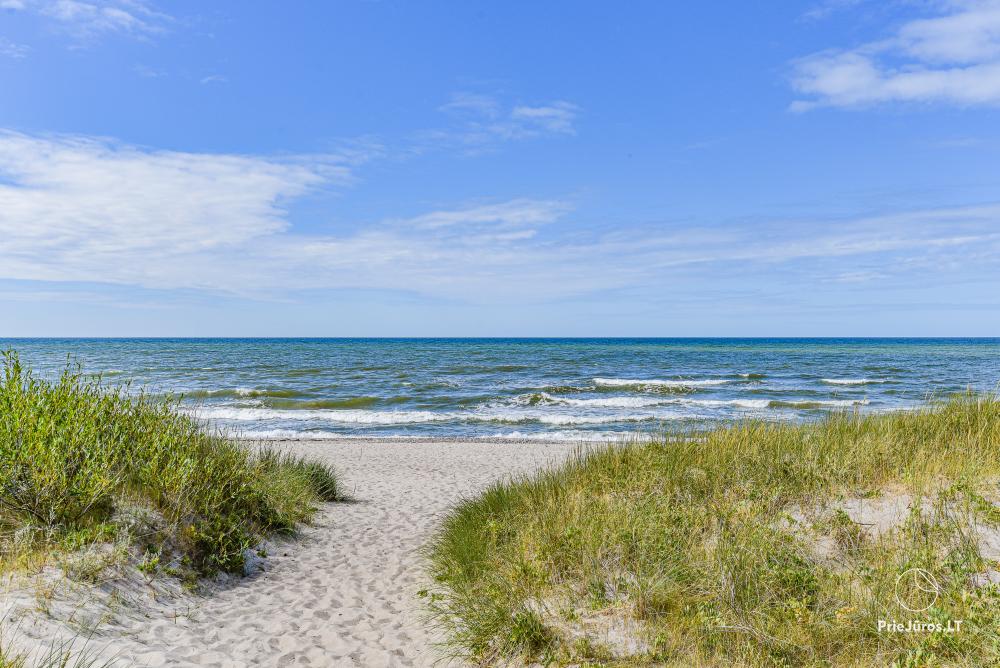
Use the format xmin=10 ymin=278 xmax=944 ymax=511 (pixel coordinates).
xmin=4 ymin=338 xmax=999 ymax=441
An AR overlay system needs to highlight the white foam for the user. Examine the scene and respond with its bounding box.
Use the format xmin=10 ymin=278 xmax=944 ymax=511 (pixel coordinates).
xmin=526 ymin=394 xmax=775 ymax=411
xmin=241 ymin=429 xmax=650 ymax=443
xmin=487 ymin=430 xmax=650 ymax=442
xmin=529 ymin=393 xmax=665 ymax=408
xmin=774 ymin=398 xmax=871 ymax=408
xmin=531 ymin=413 xmax=662 ymax=425
xmin=187 ymin=406 xmax=689 ymax=426
xmin=186 ymin=407 xmax=450 ymax=424
xmin=241 ymin=429 xmax=348 ymax=440
xmin=681 ymin=398 xmax=771 ymax=409
xmin=593 ymin=377 xmax=728 ymax=388
xmin=821 ymin=378 xmax=885 ymax=385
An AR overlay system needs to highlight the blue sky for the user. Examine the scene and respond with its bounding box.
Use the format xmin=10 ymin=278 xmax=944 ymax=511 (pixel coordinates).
xmin=1 ymin=0 xmax=999 ymax=336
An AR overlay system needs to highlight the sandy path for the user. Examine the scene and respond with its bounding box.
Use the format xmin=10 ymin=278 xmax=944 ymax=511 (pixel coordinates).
xmin=99 ymin=439 xmax=582 ymax=667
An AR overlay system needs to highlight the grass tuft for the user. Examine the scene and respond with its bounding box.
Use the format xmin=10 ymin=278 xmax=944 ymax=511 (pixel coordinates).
xmin=0 ymin=350 xmax=342 ymax=578
xmin=426 ymin=395 xmax=1000 ymax=666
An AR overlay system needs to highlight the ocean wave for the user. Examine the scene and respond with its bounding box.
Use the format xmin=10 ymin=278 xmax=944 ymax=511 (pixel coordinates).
xmin=189 ymin=394 xmax=870 ymax=427
xmin=183 ymin=388 xmax=308 ymax=399
xmin=593 ymin=377 xmax=729 ymax=390
xmin=521 ymin=393 xmax=771 ymax=410
xmin=684 ymin=398 xmax=771 ymax=409
xmin=737 ymin=373 xmax=766 ymax=379
xmin=820 ymin=378 xmax=886 ymax=386
xmin=518 ymin=392 xmax=665 ymax=408
xmin=237 ymin=429 xmax=650 ymax=443
xmin=530 ymin=413 xmax=672 ymax=425
xmin=534 ymin=384 xmax=588 ymax=394
xmin=285 ymin=368 xmax=326 ymax=377
xmin=683 ymin=398 xmax=866 ymax=409
xmin=265 ymin=397 xmax=382 ymax=409
xmin=485 ymin=430 xmax=650 ymax=442
xmin=241 ymin=429 xmax=346 ymax=440
xmin=770 ymin=398 xmax=870 ymax=408
xmin=186 ymin=406 xmax=690 ymax=426
xmin=187 ymin=407 xmax=448 ymax=423
xmin=441 ymin=364 xmax=530 ymax=375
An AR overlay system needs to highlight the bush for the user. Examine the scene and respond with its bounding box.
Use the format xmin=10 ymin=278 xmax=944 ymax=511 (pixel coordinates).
xmin=0 ymin=350 xmax=342 ymax=576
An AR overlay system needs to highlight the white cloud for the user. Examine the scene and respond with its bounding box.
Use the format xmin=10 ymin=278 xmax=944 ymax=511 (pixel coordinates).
xmin=800 ymin=0 xmax=868 ymax=22
xmin=438 ymin=92 xmax=501 ymax=118
xmin=200 ymin=74 xmax=228 ymax=85
xmin=402 ymin=199 xmax=570 ymax=230
xmin=0 ymin=37 xmax=29 ymax=58
xmin=828 ymin=270 xmax=889 ymax=283
xmin=510 ymin=102 xmax=578 ymax=135
xmin=5 ymin=0 xmax=171 ymax=40
xmin=790 ymin=0 xmax=1000 ymax=109
xmin=1 ymin=131 xmax=998 ymax=303
xmin=429 ymin=93 xmax=580 ymax=149
xmin=0 ymin=132 xmax=341 ymax=287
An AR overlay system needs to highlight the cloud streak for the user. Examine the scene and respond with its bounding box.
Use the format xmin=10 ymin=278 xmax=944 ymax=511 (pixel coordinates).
xmin=5 ymin=0 xmax=171 ymax=41
xmin=424 ymin=93 xmax=579 ymax=151
xmin=1 ymin=131 xmax=998 ymax=304
xmin=0 ymin=37 xmax=30 ymax=58
xmin=790 ymin=0 xmax=1000 ymax=109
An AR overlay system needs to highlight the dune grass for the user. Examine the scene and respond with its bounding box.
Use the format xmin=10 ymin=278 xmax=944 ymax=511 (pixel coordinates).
xmin=0 ymin=630 xmax=110 ymax=668
xmin=426 ymin=396 xmax=1000 ymax=666
xmin=0 ymin=350 xmax=342 ymax=578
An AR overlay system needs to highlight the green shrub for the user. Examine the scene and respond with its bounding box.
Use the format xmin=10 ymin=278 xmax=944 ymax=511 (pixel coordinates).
xmin=0 ymin=350 xmax=342 ymax=576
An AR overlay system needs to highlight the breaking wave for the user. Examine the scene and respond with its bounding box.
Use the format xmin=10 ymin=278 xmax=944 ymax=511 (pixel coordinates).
xmin=821 ymin=378 xmax=886 ymax=386
xmin=593 ymin=377 xmax=729 ymax=390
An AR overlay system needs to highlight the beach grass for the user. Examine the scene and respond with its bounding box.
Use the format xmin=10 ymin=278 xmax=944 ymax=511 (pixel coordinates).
xmin=0 ymin=350 xmax=342 ymax=578
xmin=0 ymin=629 xmax=111 ymax=668
xmin=426 ymin=395 xmax=1000 ymax=666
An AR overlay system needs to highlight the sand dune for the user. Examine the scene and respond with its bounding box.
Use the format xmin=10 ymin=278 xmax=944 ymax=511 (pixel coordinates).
xmin=2 ymin=439 xmax=583 ymax=667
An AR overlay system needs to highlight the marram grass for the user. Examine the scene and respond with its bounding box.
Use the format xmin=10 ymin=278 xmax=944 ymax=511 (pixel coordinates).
xmin=426 ymin=396 xmax=1000 ymax=667
xmin=0 ymin=630 xmax=111 ymax=668
xmin=0 ymin=350 xmax=342 ymax=577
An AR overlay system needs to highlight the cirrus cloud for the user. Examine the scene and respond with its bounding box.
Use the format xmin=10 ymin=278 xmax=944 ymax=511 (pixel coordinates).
xmin=2 ymin=131 xmax=999 ymax=305
xmin=3 ymin=0 xmax=171 ymax=42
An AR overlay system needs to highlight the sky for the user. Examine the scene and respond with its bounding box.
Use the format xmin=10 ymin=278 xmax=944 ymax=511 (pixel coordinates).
xmin=1 ymin=0 xmax=999 ymax=336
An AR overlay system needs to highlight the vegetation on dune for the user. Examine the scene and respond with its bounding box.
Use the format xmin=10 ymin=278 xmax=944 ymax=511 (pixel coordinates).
xmin=0 ymin=350 xmax=342 ymax=579
xmin=0 ymin=632 xmax=110 ymax=668
xmin=426 ymin=396 xmax=1000 ymax=666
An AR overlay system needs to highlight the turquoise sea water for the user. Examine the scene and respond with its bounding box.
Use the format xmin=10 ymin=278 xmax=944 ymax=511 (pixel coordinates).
xmin=4 ymin=339 xmax=1000 ymax=441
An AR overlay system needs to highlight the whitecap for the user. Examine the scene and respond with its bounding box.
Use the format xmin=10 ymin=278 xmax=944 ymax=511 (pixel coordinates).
xmin=524 ymin=392 xmax=666 ymax=408
xmin=593 ymin=377 xmax=728 ymax=389
xmin=679 ymin=398 xmax=771 ymax=409
xmin=185 ymin=407 xmax=450 ymax=424
xmin=820 ymin=378 xmax=886 ymax=385
xmin=187 ymin=405 xmax=694 ymax=427
xmin=485 ymin=430 xmax=650 ymax=442
xmin=771 ymin=398 xmax=870 ymax=408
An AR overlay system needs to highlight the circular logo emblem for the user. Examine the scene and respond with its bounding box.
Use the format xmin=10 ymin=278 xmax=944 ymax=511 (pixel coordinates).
xmin=895 ymin=568 xmax=940 ymax=612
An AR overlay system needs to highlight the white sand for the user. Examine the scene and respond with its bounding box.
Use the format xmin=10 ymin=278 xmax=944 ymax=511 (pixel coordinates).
xmin=2 ymin=438 xmax=586 ymax=667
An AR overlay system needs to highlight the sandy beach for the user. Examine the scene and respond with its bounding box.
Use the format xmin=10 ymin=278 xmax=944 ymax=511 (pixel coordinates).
xmin=2 ymin=438 xmax=586 ymax=667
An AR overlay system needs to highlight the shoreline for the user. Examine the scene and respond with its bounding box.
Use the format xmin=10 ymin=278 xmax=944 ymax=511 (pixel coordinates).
xmin=245 ymin=434 xmax=631 ymax=445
